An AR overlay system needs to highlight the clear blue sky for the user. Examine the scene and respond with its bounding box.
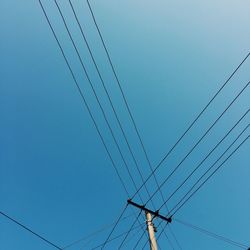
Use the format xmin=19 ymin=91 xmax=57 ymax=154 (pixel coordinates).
xmin=0 ymin=1 xmax=249 ymax=249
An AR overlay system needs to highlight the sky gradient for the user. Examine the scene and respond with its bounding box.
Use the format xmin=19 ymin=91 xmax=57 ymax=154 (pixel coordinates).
xmin=1 ymin=0 xmax=250 ymax=249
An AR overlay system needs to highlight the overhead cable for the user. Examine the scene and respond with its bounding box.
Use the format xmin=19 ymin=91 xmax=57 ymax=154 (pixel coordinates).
xmin=170 ymin=128 xmax=249 ymax=216
xmin=0 ymin=211 xmax=63 ymax=250
xmin=175 ymin=218 xmax=249 ymax=249
xmin=54 ymin=0 xmax=141 ymax=199
xmin=158 ymin=108 xmax=249 ymax=210
xmin=145 ymin=81 xmax=249 ymax=205
xmin=39 ymin=0 xmax=129 ymax=196
xmin=131 ymin=53 xmax=250 ymax=200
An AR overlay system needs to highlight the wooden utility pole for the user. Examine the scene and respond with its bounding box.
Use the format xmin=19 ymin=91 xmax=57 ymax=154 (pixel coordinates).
xmin=127 ymin=199 xmax=172 ymax=249
xmin=146 ymin=211 xmax=158 ymax=250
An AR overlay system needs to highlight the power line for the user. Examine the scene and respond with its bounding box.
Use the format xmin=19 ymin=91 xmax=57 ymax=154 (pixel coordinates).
xmin=85 ymin=1 xmax=182 ymax=247
xmin=54 ymin=0 xmax=142 ymax=200
xmin=101 ymin=205 xmax=147 ymax=250
xmin=155 ymin=222 xmax=169 ymax=247
xmin=86 ymin=3 xmax=249 ymax=246
xmin=62 ymin=2 xmax=179 ymax=248
xmin=85 ymin=0 xmax=167 ymax=210
xmin=118 ymin=211 xmax=142 ymax=249
xmin=91 ymin=222 xmax=145 ymax=250
xmin=62 ymin=212 xmax=134 ymax=249
xmin=49 ymin=3 xmax=148 ymax=248
xmin=144 ymin=80 xmax=249 ymax=205
xmin=69 ymin=5 xmax=174 ymax=246
xmin=133 ymin=227 xmax=146 ymax=249
xmin=142 ymin=236 xmax=150 ymax=250
xmin=101 ymin=205 xmax=128 ymax=249
xmin=174 ymin=218 xmax=249 ymax=249
xmin=169 ymin=227 xmax=182 ymax=249
xmin=158 ymin=108 xmax=249 ymax=210
xmin=131 ymin=52 xmax=250 ymax=200
xmin=85 ymin=0 xmax=156 ymax=178
xmin=150 ymin=122 xmax=249 ymax=246
xmin=132 ymin=105 xmax=249 ymax=250
xmin=38 ymin=0 xmax=129 ymax=196
xmin=38 ymin=3 xmax=147 ymax=248
xmin=162 ymin=229 xmax=175 ymax=250
xmin=40 ymin=2 xmax=250 ymax=249
xmin=68 ymin=0 xmax=149 ymax=196
xmin=87 ymin=0 xmax=249 ymax=244
xmin=68 ymin=0 xmax=166 ymax=219
xmin=170 ymin=128 xmax=249 ymax=216
xmin=123 ymin=226 xmax=143 ymax=249
xmin=41 ymin=3 xmax=178 ymax=249
xmin=0 ymin=211 xmax=63 ymax=250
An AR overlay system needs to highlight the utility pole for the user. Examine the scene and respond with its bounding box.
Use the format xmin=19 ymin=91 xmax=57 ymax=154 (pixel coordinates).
xmin=127 ymin=199 xmax=172 ymax=249
xmin=146 ymin=211 xmax=158 ymax=250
